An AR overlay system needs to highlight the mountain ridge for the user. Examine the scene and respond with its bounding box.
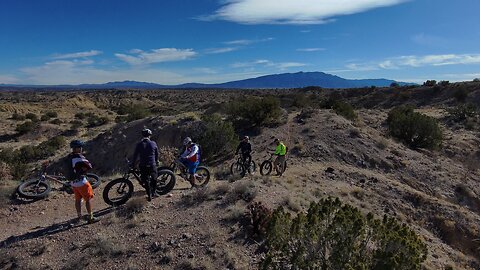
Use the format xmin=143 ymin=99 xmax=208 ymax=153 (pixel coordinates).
xmin=0 ymin=71 xmax=415 ymax=89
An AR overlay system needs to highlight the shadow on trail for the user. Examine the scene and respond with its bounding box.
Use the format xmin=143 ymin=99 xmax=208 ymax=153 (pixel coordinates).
xmin=0 ymin=207 xmax=115 ymax=248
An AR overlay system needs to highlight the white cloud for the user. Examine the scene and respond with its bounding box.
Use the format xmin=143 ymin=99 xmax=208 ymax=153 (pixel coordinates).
xmin=206 ymin=0 xmax=408 ymax=24
xmin=223 ymin=37 xmax=274 ymax=45
xmin=297 ymin=48 xmax=325 ymax=52
xmin=205 ymin=47 xmax=238 ymax=54
xmin=0 ymin=74 xmax=20 ymax=84
xmin=334 ymin=53 xmax=480 ymax=73
xmin=231 ymin=59 xmax=306 ymax=70
xmin=52 ymin=50 xmax=102 ymax=59
xmin=115 ymin=48 xmax=197 ymax=65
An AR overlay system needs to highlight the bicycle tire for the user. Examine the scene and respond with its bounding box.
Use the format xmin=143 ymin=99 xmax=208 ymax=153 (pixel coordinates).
xmin=156 ymin=169 xmax=176 ymax=195
xmin=102 ymin=178 xmax=134 ymax=206
xmin=230 ymin=162 xmax=245 ymax=177
xmin=86 ymin=173 xmax=101 ymax=189
xmin=17 ymin=179 xmax=51 ymax=199
xmin=260 ymin=161 xmax=273 ymax=176
xmin=247 ymin=160 xmax=256 ymax=174
xmin=194 ymin=166 xmax=210 ymax=187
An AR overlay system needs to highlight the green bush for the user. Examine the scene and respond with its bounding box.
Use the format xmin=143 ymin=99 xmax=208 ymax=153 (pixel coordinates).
xmin=227 ymin=96 xmax=281 ymax=127
xmin=448 ymin=104 xmax=478 ymax=122
xmin=439 ymin=80 xmax=450 ymax=86
xmin=87 ymin=115 xmax=109 ymax=127
xmin=390 ymin=82 xmax=399 ymax=87
xmin=115 ymin=105 xmax=151 ymax=123
xmin=25 ymin=113 xmax=38 ymax=122
xmin=75 ymin=112 xmax=86 ymax=119
xmin=192 ymin=114 xmax=238 ymax=162
xmin=387 ymin=105 xmax=442 ymax=149
xmin=423 ymin=80 xmax=437 ymax=86
xmin=0 ymin=136 xmax=65 ymax=179
xmin=261 ymin=198 xmax=427 ymax=270
xmin=70 ymin=120 xmax=83 ymax=130
xmin=15 ymin=121 xmax=37 ymax=135
xmin=11 ymin=113 xmax=25 ymax=121
xmin=40 ymin=111 xmax=58 ymax=121
xmin=332 ymin=100 xmax=357 ymax=120
xmin=453 ymin=88 xmax=468 ymax=103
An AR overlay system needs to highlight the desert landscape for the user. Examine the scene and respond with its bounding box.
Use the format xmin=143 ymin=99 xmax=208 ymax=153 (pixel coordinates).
xmin=0 ymin=81 xmax=479 ymax=269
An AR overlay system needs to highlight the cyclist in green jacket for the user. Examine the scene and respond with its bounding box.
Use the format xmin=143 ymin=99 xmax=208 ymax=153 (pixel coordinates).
xmin=273 ymin=138 xmax=287 ymax=176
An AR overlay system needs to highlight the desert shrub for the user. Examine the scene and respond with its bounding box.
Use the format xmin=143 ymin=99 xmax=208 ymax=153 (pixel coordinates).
xmin=49 ymin=118 xmax=62 ymax=125
xmin=332 ymin=100 xmax=357 ymax=120
xmin=87 ymin=115 xmax=109 ymax=127
xmin=245 ymin=201 xmax=273 ymax=237
xmin=292 ymin=93 xmax=312 ymax=108
xmin=41 ymin=111 xmax=58 ymax=121
xmin=387 ymin=105 xmax=442 ymax=149
xmin=224 ymin=181 xmax=257 ymax=205
xmin=261 ymin=197 xmax=427 ymax=270
xmin=115 ymin=104 xmax=151 ymax=123
xmin=0 ymin=136 xmax=65 ymax=178
xmin=473 ymin=78 xmax=480 ymax=82
xmin=15 ymin=121 xmax=37 ymax=135
xmin=453 ymin=88 xmax=468 ymax=103
xmin=439 ymin=80 xmax=450 ymax=86
xmin=227 ymin=96 xmax=281 ymax=127
xmin=74 ymin=112 xmax=86 ymax=119
xmin=423 ymin=80 xmax=437 ymax=86
xmin=70 ymin=119 xmax=83 ymax=130
xmin=192 ymin=114 xmax=237 ymax=162
xmin=11 ymin=113 xmax=25 ymax=121
xmin=25 ymin=113 xmax=38 ymax=122
xmin=448 ymin=103 xmax=478 ymax=122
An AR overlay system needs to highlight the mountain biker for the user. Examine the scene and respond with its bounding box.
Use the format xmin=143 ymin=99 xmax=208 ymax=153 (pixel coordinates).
xmin=180 ymin=137 xmax=200 ymax=188
xmin=67 ymin=140 xmax=98 ymax=224
xmin=273 ymin=138 xmax=287 ymax=176
xmin=132 ymin=128 xmax=159 ymax=201
xmin=235 ymin=136 xmax=252 ymax=165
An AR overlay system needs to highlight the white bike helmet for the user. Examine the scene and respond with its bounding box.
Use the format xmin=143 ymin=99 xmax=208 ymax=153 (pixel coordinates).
xmin=183 ymin=137 xmax=192 ymax=146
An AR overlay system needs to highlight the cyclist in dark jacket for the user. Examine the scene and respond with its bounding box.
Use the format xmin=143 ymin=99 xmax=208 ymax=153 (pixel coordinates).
xmin=235 ymin=136 xmax=252 ymax=165
xmin=132 ymin=128 xmax=159 ymax=201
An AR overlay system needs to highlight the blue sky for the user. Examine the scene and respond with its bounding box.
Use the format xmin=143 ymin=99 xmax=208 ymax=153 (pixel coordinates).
xmin=0 ymin=0 xmax=479 ymax=85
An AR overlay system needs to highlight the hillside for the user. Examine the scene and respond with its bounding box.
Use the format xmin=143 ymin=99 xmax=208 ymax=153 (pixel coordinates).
xmin=1 ymin=82 xmax=480 ymax=269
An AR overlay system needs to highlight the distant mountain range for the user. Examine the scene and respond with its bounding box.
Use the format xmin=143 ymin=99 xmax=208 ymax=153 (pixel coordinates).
xmin=0 ymin=71 xmax=414 ymax=90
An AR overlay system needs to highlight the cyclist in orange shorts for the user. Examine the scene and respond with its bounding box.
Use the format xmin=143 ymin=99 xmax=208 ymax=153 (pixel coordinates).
xmin=67 ymin=140 xmax=98 ymax=224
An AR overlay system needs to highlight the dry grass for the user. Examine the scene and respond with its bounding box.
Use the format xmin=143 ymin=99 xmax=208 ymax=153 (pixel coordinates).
xmin=281 ymin=195 xmax=302 ymax=212
xmin=224 ymin=180 xmax=257 ymax=205
xmin=223 ymin=204 xmax=246 ymax=223
xmin=120 ymin=197 xmax=146 ymax=218
xmin=83 ymin=234 xmax=128 ymax=258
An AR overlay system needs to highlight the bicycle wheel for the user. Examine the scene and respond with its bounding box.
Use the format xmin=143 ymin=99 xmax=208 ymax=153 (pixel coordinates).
xmin=230 ymin=162 xmax=245 ymax=177
xmin=194 ymin=166 xmax=210 ymax=187
xmin=247 ymin=160 xmax=256 ymax=174
xmin=86 ymin=173 xmax=101 ymax=189
xmin=102 ymin=178 xmax=134 ymax=206
xmin=260 ymin=160 xmax=273 ymax=176
xmin=17 ymin=179 xmax=51 ymax=199
xmin=156 ymin=169 xmax=176 ymax=195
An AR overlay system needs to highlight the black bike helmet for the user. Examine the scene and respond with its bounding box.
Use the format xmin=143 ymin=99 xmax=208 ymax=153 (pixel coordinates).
xmin=70 ymin=140 xmax=85 ymax=148
xmin=142 ymin=128 xmax=152 ymax=137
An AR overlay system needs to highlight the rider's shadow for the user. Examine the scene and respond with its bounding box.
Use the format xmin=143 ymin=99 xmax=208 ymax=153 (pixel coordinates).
xmin=0 ymin=207 xmax=115 ymax=248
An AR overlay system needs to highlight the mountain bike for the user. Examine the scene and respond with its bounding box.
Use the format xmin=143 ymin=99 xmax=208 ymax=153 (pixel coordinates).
xmin=260 ymin=154 xmax=287 ymax=176
xmin=158 ymin=158 xmax=210 ymax=189
xmin=17 ymin=161 xmax=101 ymax=199
xmin=102 ymin=159 xmax=176 ymax=206
xmin=230 ymin=154 xmax=256 ymax=177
